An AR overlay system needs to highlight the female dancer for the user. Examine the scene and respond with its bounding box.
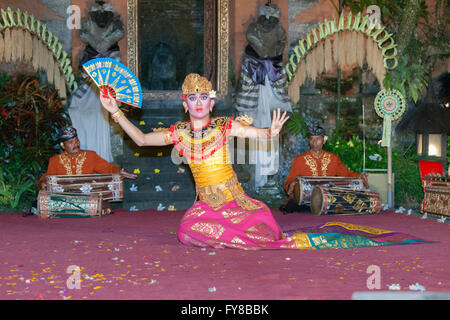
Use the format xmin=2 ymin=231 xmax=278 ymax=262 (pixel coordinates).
xmin=100 ymin=73 xmax=427 ymax=250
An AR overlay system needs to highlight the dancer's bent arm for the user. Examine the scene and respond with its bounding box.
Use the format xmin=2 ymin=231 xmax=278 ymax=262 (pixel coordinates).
xmin=230 ymin=108 xmax=289 ymax=139
xmin=100 ymin=93 xmax=171 ymax=147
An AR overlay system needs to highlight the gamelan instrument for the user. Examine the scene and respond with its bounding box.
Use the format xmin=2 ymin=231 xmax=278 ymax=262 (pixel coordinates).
xmin=422 ymin=176 xmax=450 ymax=218
xmin=37 ymin=191 xmax=103 ymax=218
xmin=310 ymin=186 xmax=381 ymax=216
xmin=46 ymin=174 xmax=123 ymax=202
xmin=293 ymin=176 xmax=365 ymax=205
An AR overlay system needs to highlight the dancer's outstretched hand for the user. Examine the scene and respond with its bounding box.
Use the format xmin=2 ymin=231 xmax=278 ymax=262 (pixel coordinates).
xmin=99 ymin=91 xmax=119 ymax=113
xmin=269 ymin=108 xmax=289 ymax=137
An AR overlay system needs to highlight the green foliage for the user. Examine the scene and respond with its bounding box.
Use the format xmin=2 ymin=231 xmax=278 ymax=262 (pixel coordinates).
xmin=319 ymin=128 xmax=423 ymax=208
xmin=344 ymin=0 xmax=428 ymax=22
xmin=0 ymin=75 xmax=70 ymax=148
xmin=386 ymin=53 xmax=429 ymax=104
xmin=0 ymin=72 xmax=10 ymax=91
xmin=392 ymin=144 xmax=424 ymax=209
xmin=0 ymin=167 xmax=35 ymax=211
xmin=343 ymin=0 xmax=449 ymax=103
xmin=323 ymin=134 xmax=387 ymax=172
xmin=286 ymin=110 xmax=308 ymax=138
xmin=0 ymin=73 xmax=70 ymax=210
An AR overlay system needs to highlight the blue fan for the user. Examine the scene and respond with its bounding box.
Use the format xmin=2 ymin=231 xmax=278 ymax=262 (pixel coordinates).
xmin=82 ymin=58 xmax=143 ymax=108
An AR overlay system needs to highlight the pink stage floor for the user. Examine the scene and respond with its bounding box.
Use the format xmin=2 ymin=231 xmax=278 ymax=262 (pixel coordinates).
xmin=0 ymin=208 xmax=449 ymax=300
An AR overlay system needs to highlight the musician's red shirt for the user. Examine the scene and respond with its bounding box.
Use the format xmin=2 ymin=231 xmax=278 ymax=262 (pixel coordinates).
xmin=38 ymin=150 xmax=120 ymax=188
xmin=284 ymin=150 xmax=361 ymax=192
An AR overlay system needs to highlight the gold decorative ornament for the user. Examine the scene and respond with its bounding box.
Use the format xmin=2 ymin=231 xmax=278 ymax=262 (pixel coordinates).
xmin=235 ymin=114 xmax=253 ymax=126
xmin=182 ymin=73 xmax=213 ymax=95
xmin=111 ymin=109 xmax=124 ymax=122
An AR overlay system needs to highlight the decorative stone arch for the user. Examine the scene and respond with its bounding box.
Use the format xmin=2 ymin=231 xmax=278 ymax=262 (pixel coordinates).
xmin=285 ymin=11 xmax=398 ymax=104
xmin=0 ymin=7 xmax=78 ymax=101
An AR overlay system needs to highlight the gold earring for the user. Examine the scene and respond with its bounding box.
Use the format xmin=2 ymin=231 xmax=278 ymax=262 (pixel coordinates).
xmin=184 ymin=108 xmax=188 ymax=114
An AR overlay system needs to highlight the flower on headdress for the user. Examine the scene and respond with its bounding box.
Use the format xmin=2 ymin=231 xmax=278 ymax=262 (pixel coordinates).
xmin=209 ymin=90 xmax=216 ymax=98
xmin=181 ymin=94 xmax=187 ymax=101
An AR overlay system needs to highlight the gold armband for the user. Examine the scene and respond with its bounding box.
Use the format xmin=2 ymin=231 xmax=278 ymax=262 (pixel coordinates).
xmin=163 ymin=130 xmax=172 ymax=144
xmin=153 ymin=127 xmax=172 ymax=145
xmin=235 ymin=114 xmax=253 ymax=126
xmin=111 ymin=109 xmax=124 ymax=122
xmin=237 ymin=125 xmax=247 ymax=137
xmin=235 ymin=114 xmax=253 ymax=137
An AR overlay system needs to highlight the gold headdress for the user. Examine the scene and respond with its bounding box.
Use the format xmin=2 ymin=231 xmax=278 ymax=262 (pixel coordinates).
xmin=182 ymin=73 xmax=215 ymax=97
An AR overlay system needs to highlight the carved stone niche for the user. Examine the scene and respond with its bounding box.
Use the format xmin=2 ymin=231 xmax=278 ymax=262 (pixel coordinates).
xmin=127 ymin=0 xmax=229 ymax=99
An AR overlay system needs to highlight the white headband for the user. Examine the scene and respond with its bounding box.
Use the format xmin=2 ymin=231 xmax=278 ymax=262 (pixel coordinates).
xmin=258 ymin=4 xmax=281 ymax=19
xmin=91 ymin=2 xmax=114 ymax=13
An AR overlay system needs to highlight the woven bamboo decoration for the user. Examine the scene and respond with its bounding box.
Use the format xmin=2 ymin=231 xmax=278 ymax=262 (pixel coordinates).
xmin=0 ymin=31 xmax=4 ymax=62
xmin=0 ymin=7 xmax=78 ymax=102
xmin=286 ymin=12 xmax=398 ymax=104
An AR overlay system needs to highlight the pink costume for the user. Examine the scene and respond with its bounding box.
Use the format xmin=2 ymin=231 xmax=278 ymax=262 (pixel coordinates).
xmin=170 ymin=117 xmax=428 ymax=250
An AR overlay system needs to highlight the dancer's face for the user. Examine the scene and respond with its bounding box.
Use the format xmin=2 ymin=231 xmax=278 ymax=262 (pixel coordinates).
xmin=183 ymin=93 xmax=214 ymax=119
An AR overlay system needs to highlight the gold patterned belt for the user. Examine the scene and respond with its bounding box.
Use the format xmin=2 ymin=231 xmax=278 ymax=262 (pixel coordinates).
xmin=197 ymin=175 xmax=262 ymax=211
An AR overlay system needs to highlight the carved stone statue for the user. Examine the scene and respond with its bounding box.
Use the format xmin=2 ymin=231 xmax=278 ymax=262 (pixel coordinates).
xmin=234 ymin=3 xmax=292 ymax=189
xmin=246 ymin=4 xmax=286 ymax=59
xmin=68 ymin=1 xmax=125 ymax=163
xmin=149 ymin=42 xmax=177 ymax=90
xmin=79 ymin=1 xmax=124 ymax=65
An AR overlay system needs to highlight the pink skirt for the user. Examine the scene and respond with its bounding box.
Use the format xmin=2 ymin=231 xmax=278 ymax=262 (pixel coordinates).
xmin=177 ymin=196 xmax=288 ymax=249
xmin=177 ymin=196 xmax=430 ymax=250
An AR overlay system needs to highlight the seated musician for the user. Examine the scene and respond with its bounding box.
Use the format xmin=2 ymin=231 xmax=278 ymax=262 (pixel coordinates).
xmin=281 ymin=125 xmax=369 ymax=213
xmin=38 ymin=126 xmax=137 ymax=191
